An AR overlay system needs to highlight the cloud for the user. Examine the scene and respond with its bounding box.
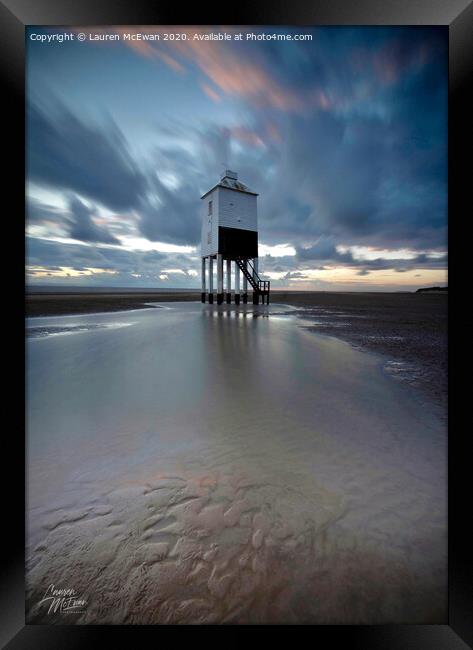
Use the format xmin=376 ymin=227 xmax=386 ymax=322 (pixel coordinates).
xmin=27 ymin=196 xmax=64 ymax=226
xmin=228 ymin=126 xmax=265 ymax=148
xmin=255 ymin=94 xmax=446 ymax=251
xmin=201 ymin=83 xmax=221 ymax=103
xmin=25 ymin=235 xmax=200 ymax=287
xmin=138 ymin=175 xmax=201 ymax=245
xmin=283 ymin=271 xmax=309 ymax=280
xmin=86 ymin=27 xmax=334 ymax=113
xmin=297 ymin=237 xmax=355 ymax=264
xmin=295 ymin=239 xmax=447 ymax=274
xmin=67 ymin=195 xmax=120 ymax=244
xmin=27 ymin=101 xmax=146 ymax=212
xmin=27 ymin=99 xmax=205 ymax=246
xmin=135 ymin=121 xmax=271 ymax=244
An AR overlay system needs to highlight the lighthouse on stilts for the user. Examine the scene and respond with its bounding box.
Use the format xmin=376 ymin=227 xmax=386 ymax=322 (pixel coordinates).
xmin=200 ymin=170 xmax=270 ymax=305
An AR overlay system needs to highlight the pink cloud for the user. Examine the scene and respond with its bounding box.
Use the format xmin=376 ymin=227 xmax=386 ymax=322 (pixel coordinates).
xmin=201 ymin=83 xmax=221 ymax=103
xmin=228 ymin=126 xmax=265 ymax=148
xmin=77 ymin=27 xmax=340 ymax=114
xmin=160 ymin=29 xmax=306 ymax=111
xmin=114 ymin=28 xmax=185 ymax=73
xmin=110 ymin=27 xmax=308 ymax=112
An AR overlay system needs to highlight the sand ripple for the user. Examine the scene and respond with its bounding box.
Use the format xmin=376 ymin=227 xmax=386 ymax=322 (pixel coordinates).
xmin=26 ymin=450 xmax=445 ymax=624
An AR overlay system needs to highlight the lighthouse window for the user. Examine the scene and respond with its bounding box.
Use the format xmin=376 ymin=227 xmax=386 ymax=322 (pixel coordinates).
xmin=208 ymin=200 xmax=213 ymax=216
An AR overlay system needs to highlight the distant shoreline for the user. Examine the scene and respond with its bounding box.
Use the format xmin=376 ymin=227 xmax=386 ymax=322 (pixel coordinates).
xmin=416 ymin=286 xmax=448 ymax=293
xmin=26 ymin=291 xmax=200 ymax=317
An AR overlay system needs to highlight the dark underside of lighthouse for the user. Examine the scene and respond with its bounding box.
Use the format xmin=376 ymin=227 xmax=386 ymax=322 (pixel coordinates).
xmin=218 ymin=227 xmax=258 ymax=260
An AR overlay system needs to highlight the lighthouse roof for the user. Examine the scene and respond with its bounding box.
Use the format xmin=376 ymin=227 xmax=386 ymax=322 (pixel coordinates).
xmin=201 ymin=171 xmax=258 ymax=199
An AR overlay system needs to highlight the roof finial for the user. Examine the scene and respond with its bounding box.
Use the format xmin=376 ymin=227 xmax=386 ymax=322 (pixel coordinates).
xmin=222 ymin=169 xmax=238 ymax=180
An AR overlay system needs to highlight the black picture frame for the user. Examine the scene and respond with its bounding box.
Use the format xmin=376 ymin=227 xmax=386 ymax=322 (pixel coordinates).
xmin=2 ymin=0 xmax=470 ymax=646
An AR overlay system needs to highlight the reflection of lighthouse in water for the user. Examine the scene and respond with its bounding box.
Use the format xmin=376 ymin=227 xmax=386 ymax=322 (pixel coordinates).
xmin=200 ymin=170 xmax=270 ymax=305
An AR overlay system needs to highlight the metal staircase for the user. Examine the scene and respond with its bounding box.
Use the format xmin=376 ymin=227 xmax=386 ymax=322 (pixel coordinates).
xmin=235 ymin=257 xmax=270 ymax=303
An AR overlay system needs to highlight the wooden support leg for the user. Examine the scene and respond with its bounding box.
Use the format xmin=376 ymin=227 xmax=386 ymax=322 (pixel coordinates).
xmin=226 ymin=258 xmax=231 ymax=304
xmin=217 ymin=254 xmax=223 ymax=305
xmin=208 ymin=257 xmax=214 ymax=304
xmin=201 ymin=257 xmax=206 ymax=303
xmin=242 ymin=261 xmax=248 ymax=303
xmin=234 ymin=261 xmax=240 ymax=305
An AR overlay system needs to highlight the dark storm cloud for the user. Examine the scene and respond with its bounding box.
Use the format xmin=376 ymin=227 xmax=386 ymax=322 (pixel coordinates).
xmin=27 ymin=101 xmax=146 ymax=212
xmin=26 ymin=100 xmax=205 ymax=247
xmin=27 ymin=192 xmax=123 ymax=245
xmin=257 ymin=103 xmax=446 ymax=251
xmin=250 ymin=28 xmax=448 ymax=253
xmin=296 ymin=237 xmax=355 ymax=264
xmin=138 ymin=176 xmax=201 ymax=245
xmin=68 ymin=196 xmax=120 ymax=245
xmin=26 ymin=197 xmax=64 ymax=225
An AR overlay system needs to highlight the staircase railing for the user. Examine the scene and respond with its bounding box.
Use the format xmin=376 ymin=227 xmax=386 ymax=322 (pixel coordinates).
xmin=258 ymin=280 xmax=270 ymax=293
xmin=236 ymin=258 xmax=270 ymax=295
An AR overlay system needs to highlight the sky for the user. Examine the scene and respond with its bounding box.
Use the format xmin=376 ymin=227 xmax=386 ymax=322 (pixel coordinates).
xmin=26 ymin=26 xmax=448 ymax=291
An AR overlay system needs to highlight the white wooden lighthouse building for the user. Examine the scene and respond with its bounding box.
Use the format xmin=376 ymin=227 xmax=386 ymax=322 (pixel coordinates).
xmin=201 ymin=170 xmax=270 ymax=305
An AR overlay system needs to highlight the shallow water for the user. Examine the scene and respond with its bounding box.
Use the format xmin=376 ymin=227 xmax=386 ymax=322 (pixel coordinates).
xmin=26 ymin=303 xmax=446 ymax=624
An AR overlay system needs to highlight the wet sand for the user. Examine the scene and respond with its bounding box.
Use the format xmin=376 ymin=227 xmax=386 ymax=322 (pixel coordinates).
xmin=26 ymin=290 xmax=448 ymax=404
xmin=275 ymin=291 xmax=447 ymax=416
xmin=26 ymin=290 xmax=446 ymax=413
xmin=26 ymin=303 xmax=446 ymax=624
xmin=26 ymin=290 xmax=200 ymax=317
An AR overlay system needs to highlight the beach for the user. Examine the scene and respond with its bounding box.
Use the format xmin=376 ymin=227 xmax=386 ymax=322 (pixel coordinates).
xmin=26 ymin=290 xmax=447 ymax=413
xmin=26 ymin=289 xmax=201 ymax=317
xmin=25 ymin=298 xmax=447 ymax=624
